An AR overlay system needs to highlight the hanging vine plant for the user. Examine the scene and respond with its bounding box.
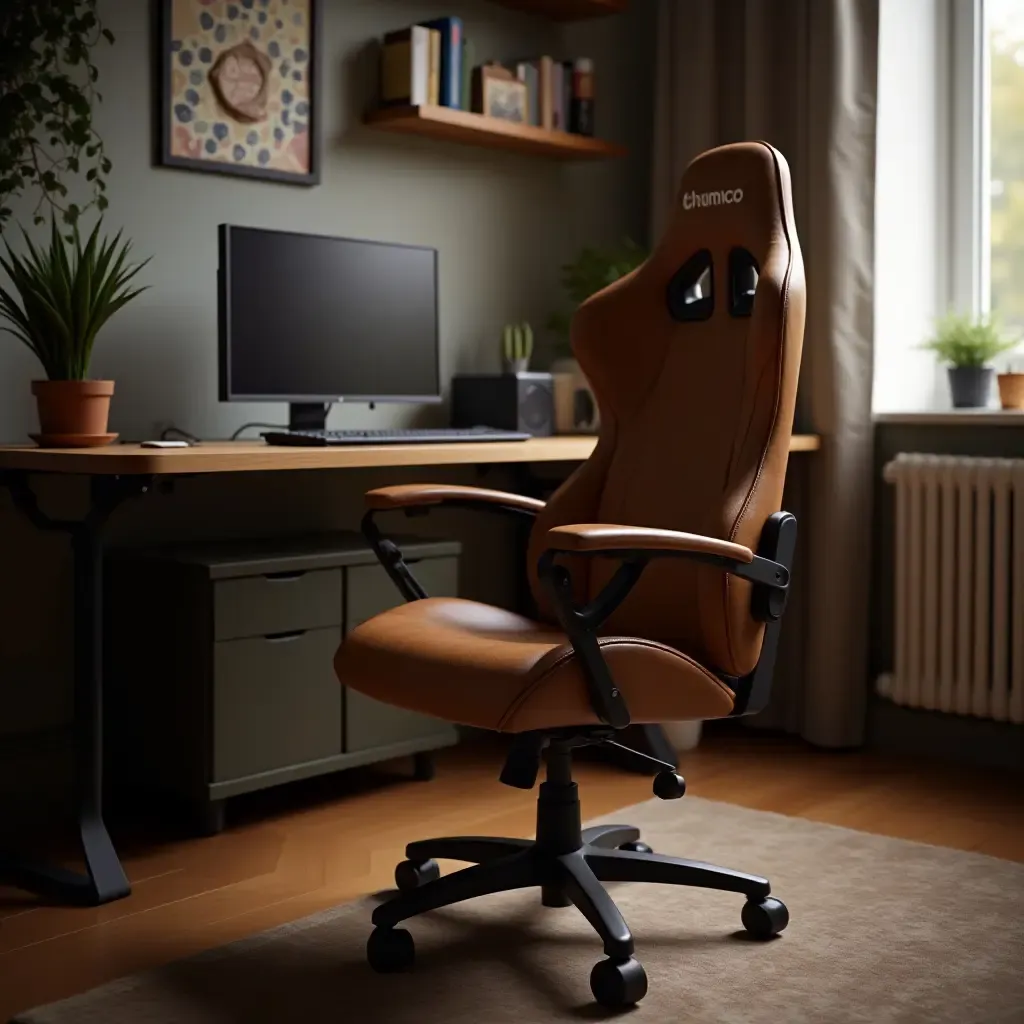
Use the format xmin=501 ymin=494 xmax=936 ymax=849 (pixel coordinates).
xmin=0 ymin=0 xmax=116 ymax=230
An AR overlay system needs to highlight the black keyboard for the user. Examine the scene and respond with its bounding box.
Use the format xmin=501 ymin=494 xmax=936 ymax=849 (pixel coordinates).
xmin=261 ymin=426 xmax=532 ymax=446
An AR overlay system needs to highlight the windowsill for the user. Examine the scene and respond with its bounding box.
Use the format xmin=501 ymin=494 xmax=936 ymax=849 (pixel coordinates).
xmin=873 ymin=410 xmax=1024 ymax=425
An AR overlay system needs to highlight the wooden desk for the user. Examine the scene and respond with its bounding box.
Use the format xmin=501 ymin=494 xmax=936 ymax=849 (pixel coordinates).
xmin=0 ymin=433 xmax=820 ymax=909
xmin=0 ymin=433 xmax=820 ymax=475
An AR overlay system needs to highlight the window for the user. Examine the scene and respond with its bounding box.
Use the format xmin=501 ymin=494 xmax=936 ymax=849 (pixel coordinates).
xmin=987 ymin=0 xmax=1024 ymax=338
xmin=871 ymin=0 xmax=1023 ymax=413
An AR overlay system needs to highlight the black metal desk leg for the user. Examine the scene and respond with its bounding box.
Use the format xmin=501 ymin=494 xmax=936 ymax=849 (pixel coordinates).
xmin=0 ymin=472 xmax=151 ymax=906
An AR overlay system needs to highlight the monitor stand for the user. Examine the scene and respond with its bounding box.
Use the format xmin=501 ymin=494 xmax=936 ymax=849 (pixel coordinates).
xmin=288 ymin=402 xmax=331 ymax=432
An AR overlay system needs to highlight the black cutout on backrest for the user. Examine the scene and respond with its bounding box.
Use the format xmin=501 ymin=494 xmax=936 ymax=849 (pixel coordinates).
xmin=667 ymin=249 xmax=714 ymax=322
xmin=728 ymin=248 xmax=759 ymax=317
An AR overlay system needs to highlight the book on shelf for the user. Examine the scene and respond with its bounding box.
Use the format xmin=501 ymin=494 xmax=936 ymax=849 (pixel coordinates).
xmin=377 ymin=21 xmax=597 ymax=135
xmin=511 ymin=55 xmax=594 ymax=134
xmin=380 ymin=25 xmax=432 ymax=107
xmin=422 ymin=16 xmax=463 ymax=107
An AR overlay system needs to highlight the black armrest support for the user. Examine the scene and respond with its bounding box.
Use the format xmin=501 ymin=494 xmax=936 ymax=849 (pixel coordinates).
xmin=536 ymin=511 xmax=799 ymax=729
xmin=362 ymin=498 xmax=540 ymax=603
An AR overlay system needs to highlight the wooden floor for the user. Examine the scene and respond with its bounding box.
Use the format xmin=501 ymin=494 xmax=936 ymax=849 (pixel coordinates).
xmin=2 ymin=728 xmax=1022 ymax=1020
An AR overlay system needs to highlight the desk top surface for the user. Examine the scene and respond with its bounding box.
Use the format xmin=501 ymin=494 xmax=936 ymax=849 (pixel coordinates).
xmin=0 ymin=434 xmax=821 ymax=476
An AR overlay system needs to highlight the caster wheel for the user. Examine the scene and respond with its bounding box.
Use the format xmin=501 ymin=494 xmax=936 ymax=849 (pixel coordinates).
xmin=741 ymin=896 xmax=789 ymax=939
xmin=653 ymin=771 xmax=687 ymax=800
xmin=395 ymin=858 xmax=440 ymax=892
xmin=366 ymin=927 xmax=415 ymax=972
xmin=618 ymin=840 xmax=653 ymax=854
xmin=590 ymin=956 xmax=648 ymax=1009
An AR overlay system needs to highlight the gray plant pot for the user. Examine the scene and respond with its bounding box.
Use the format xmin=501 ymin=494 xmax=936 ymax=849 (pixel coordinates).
xmin=947 ymin=366 xmax=993 ymax=408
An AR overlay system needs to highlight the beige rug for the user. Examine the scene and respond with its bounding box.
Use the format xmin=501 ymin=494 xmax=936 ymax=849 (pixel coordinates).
xmin=13 ymin=797 xmax=1024 ymax=1023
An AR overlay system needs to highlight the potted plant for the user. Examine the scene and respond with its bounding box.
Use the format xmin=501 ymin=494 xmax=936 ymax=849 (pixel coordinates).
xmin=922 ymin=312 xmax=1019 ymax=409
xmin=501 ymin=322 xmax=534 ymax=374
xmin=547 ymin=238 xmax=647 ymax=433
xmin=0 ymin=219 xmax=150 ymax=446
xmin=997 ymin=357 xmax=1024 ymax=410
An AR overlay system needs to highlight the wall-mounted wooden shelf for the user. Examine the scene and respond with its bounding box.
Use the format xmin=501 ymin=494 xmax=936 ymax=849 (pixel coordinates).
xmin=364 ymin=105 xmax=626 ymax=161
xmin=490 ymin=0 xmax=628 ymax=20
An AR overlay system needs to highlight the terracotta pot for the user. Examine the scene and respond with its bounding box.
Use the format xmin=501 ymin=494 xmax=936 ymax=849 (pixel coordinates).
xmin=996 ymin=372 xmax=1024 ymax=410
xmin=31 ymin=380 xmax=115 ymax=444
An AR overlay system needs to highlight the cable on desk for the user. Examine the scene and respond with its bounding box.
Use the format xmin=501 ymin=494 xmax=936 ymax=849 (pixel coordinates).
xmin=160 ymin=425 xmax=201 ymax=443
xmin=230 ymin=422 xmax=286 ymax=440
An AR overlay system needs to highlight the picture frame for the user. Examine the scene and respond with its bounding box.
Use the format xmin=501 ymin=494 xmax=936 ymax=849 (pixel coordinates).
xmin=473 ymin=64 xmax=528 ymax=124
xmin=157 ymin=0 xmax=321 ymax=186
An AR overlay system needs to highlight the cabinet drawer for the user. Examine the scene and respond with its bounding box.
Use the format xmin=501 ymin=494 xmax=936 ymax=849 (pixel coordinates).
xmin=214 ymin=568 xmax=341 ymax=641
xmin=343 ymin=557 xmax=458 ymax=753
xmin=213 ymin=626 xmax=342 ymax=783
xmin=344 ymin=557 xmax=458 ymax=631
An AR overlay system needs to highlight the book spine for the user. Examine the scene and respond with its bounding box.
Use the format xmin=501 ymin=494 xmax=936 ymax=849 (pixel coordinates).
xmin=539 ymin=56 xmax=553 ymax=129
xmin=427 ymin=29 xmax=441 ymax=105
xmin=528 ymin=64 xmax=539 ymax=126
xmin=447 ymin=19 xmax=462 ymax=107
xmin=380 ymin=30 xmax=412 ymax=107
xmin=411 ymin=26 xmax=429 ymax=106
xmin=571 ymin=58 xmax=595 ymax=136
xmin=552 ymin=61 xmax=563 ymax=130
xmin=563 ymin=60 xmax=573 ymax=132
xmin=461 ymin=38 xmax=474 ymax=111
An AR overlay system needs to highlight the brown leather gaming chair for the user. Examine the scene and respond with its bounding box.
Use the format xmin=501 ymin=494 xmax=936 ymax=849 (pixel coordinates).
xmin=333 ymin=140 xmax=806 ymax=1009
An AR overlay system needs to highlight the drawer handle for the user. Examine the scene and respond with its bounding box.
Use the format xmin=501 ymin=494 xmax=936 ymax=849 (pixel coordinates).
xmin=264 ymin=629 xmax=307 ymax=643
xmin=263 ymin=570 xmax=306 ymax=581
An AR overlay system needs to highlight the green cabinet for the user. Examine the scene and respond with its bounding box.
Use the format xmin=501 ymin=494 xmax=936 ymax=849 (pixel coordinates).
xmin=105 ymin=531 xmax=460 ymax=834
xmin=343 ymin=560 xmax=458 ymax=754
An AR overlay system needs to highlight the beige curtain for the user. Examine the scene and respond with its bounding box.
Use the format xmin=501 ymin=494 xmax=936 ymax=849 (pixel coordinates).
xmin=652 ymin=0 xmax=879 ymax=747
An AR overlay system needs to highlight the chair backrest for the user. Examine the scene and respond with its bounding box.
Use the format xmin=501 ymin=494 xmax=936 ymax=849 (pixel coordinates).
xmin=527 ymin=141 xmax=806 ymax=679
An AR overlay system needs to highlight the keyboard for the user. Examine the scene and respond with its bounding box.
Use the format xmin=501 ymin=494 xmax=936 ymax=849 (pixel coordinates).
xmin=261 ymin=425 xmax=532 ymax=446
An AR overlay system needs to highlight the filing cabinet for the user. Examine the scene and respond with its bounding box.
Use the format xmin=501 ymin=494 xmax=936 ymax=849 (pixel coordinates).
xmin=105 ymin=531 xmax=460 ymax=834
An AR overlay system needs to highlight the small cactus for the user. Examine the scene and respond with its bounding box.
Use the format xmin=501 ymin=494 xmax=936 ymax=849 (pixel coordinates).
xmin=502 ymin=321 xmax=534 ymax=368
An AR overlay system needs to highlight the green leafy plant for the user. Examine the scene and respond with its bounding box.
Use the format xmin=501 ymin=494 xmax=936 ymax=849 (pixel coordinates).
xmin=547 ymin=238 xmax=647 ymax=354
xmin=502 ymin=322 xmax=534 ymax=365
xmin=0 ymin=219 xmax=150 ymax=380
xmin=0 ymin=1 xmax=115 ymax=230
xmin=921 ymin=312 xmax=1019 ymax=368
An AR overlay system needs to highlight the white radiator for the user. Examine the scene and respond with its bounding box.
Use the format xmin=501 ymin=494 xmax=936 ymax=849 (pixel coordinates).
xmin=877 ymin=452 xmax=1024 ymax=724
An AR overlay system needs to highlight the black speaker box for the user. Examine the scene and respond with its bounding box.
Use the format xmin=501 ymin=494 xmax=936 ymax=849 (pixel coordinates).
xmin=451 ymin=372 xmax=554 ymax=437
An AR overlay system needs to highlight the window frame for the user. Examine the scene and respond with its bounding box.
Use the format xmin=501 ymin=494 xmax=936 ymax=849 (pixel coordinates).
xmin=947 ymin=0 xmax=987 ymax=318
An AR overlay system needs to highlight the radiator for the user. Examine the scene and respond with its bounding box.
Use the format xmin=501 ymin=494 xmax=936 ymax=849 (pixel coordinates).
xmin=877 ymin=452 xmax=1024 ymax=724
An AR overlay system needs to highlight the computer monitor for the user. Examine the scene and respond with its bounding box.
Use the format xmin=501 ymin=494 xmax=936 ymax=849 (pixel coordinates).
xmin=218 ymin=224 xmax=441 ymax=431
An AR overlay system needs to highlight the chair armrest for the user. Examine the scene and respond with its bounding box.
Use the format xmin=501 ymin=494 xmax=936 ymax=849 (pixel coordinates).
xmin=366 ymin=484 xmax=544 ymax=515
xmin=546 ymin=524 xmax=754 ymax=562
xmin=542 ymin=523 xmax=785 ymax=591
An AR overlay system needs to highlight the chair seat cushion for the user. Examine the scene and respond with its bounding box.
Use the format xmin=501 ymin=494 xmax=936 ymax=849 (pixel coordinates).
xmin=333 ymin=597 xmax=736 ymax=733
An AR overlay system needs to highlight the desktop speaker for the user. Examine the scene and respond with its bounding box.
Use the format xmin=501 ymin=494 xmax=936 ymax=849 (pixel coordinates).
xmin=451 ymin=373 xmax=554 ymax=437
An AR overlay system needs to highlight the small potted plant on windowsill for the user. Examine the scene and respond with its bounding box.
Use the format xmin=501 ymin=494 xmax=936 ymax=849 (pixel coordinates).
xmin=0 ymin=220 xmax=150 ymax=446
xmin=922 ymin=312 xmax=1019 ymax=409
xmin=996 ymin=357 xmax=1024 ymax=410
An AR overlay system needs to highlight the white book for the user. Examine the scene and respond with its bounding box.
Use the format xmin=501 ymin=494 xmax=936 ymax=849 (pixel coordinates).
xmin=410 ymin=25 xmax=430 ymax=106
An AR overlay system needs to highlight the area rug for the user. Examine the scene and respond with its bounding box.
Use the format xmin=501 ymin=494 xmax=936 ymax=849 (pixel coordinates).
xmin=13 ymin=797 xmax=1024 ymax=1024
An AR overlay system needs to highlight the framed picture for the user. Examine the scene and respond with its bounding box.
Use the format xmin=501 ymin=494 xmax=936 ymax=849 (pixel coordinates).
xmin=473 ymin=64 xmax=528 ymax=124
xmin=157 ymin=0 xmax=321 ymax=185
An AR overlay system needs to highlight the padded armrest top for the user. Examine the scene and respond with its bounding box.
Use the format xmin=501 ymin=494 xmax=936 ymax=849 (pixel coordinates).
xmin=365 ymin=484 xmax=545 ymax=513
xmin=545 ymin=524 xmax=754 ymax=563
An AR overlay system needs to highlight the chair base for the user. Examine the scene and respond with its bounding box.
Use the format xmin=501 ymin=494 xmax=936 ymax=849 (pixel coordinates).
xmin=367 ymin=743 xmax=788 ymax=1009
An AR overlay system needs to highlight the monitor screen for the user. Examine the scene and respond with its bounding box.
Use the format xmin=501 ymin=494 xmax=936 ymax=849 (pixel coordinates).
xmin=218 ymin=225 xmax=440 ymax=403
